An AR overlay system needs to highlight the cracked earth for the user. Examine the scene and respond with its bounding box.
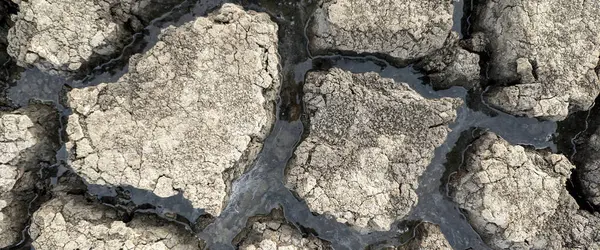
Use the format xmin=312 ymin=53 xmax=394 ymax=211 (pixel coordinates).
xmin=1 ymin=0 xmax=600 ymax=249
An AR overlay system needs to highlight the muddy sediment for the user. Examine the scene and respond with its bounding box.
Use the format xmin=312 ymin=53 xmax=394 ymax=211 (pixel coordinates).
xmin=1 ymin=0 xmax=600 ymax=250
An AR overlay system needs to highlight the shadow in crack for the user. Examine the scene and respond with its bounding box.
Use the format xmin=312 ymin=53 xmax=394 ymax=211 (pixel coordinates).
xmin=556 ymin=95 xmax=600 ymax=213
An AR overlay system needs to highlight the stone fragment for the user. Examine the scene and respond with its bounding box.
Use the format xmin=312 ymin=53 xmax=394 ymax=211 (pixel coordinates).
xmin=0 ymin=104 xmax=58 ymax=248
xmin=308 ymin=0 xmax=453 ymax=63
xmin=29 ymin=194 xmax=202 ymax=250
xmin=285 ymin=68 xmax=462 ymax=232
xmin=65 ymin=4 xmax=279 ymax=216
xmin=473 ymin=0 xmax=600 ymax=120
xmin=450 ymin=132 xmax=600 ymax=249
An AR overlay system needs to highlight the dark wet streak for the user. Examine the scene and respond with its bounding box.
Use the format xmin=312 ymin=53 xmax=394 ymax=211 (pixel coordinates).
xmin=87 ymin=184 xmax=209 ymax=225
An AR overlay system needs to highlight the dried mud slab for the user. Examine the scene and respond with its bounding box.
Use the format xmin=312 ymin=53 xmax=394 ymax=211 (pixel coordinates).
xmin=416 ymin=32 xmax=481 ymax=90
xmin=285 ymin=68 xmax=462 ymax=232
xmin=308 ymin=0 xmax=481 ymax=90
xmin=29 ymin=194 xmax=203 ymax=249
xmin=396 ymin=223 xmax=451 ymax=250
xmin=539 ymin=200 xmax=600 ymax=250
xmin=308 ymin=0 xmax=453 ymax=63
xmin=7 ymin=0 xmax=185 ymax=74
xmin=450 ymin=132 xmax=600 ymax=249
xmin=0 ymin=104 xmax=58 ymax=247
xmin=474 ymin=0 xmax=600 ymax=120
xmin=234 ymin=210 xmax=331 ymax=250
xmin=65 ymin=4 xmax=280 ymax=215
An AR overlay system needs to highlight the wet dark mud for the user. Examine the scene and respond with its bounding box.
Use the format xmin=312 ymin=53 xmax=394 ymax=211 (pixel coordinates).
xmin=2 ymin=171 xmax=49 ymax=250
xmin=0 ymin=0 xmax=18 ymax=108
xmin=0 ymin=0 xmax=593 ymax=250
xmin=452 ymin=0 xmax=476 ymax=38
xmin=555 ymin=96 xmax=600 ymax=213
xmin=456 ymin=0 xmax=476 ymax=38
xmin=88 ymin=184 xmax=212 ymax=226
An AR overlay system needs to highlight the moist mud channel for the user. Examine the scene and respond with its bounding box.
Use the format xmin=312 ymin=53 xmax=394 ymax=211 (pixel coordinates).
xmin=1 ymin=0 xmax=594 ymax=249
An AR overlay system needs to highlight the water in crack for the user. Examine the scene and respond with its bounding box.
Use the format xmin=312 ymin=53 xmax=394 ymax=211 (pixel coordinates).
xmin=452 ymin=0 xmax=465 ymax=37
xmin=6 ymin=0 xmax=227 ymax=181
xmin=7 ymin=68 xmax=69 ymax=108
xmin=87 ymin=184 xmax=209 ymax=226
xmin=2 ymin=0 xmax=564 ymax=249
xmin=6 ymin=0 xmax=223 ymax=112
xmin=198 ymin=52 xmax=557 ymax=249
xmin=556 ymin=97 xmax=600 ymax=213
xmin=2 ymin=1 xmax=227 ymax=249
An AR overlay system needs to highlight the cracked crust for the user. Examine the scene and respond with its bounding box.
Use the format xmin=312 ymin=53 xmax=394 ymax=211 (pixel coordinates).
xmin=285 ymin=68 xmax=462 ymax=232
xmin=7 ymin=0 xmax=136 ymax=73
xmin=449 ymin=132 xmax=599 ymax=249
xmin=65 ymin=4 xmax=280 ymax=216
xmin=0 ymin=105 xmax=58 ymax=247
xmin=475 ymin=0 xmax=600 ymax=120
xmin=416 ymin=32 xmax=481 ymax=90
xmin=237 ymin=211 xmax=330 ymax=250
xmin=396 ymin=223 xmax=452 ymax=250
xmin=6 ymin=0 xmax=185 ymax=74
xmin=308 ymin=0 xmax=453 ymax=62
xmin=30 ymin=194 xmax=202 ymax=249
xmin=538 ymin=197 xmax=600 ymax=250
